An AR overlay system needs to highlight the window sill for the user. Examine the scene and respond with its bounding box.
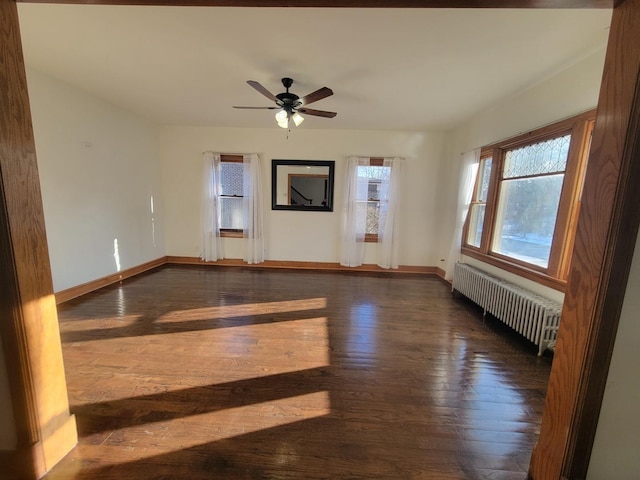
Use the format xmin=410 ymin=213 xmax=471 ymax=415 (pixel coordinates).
xmin=460 ymin=247 xmax=567 ymax=292
xmin=364 ymin=234 xmax=378 ymax=243
xmin=220 ymin=230 xmax=243 ymax=239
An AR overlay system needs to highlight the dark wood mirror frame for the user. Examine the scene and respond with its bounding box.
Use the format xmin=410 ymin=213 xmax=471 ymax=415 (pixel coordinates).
xmin=272 ymin=159 xmax=335 ymax=212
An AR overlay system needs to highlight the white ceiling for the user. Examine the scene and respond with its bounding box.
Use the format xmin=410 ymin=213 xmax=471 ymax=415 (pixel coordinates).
xmin=17 ymin=5 xmax=611 ymax=131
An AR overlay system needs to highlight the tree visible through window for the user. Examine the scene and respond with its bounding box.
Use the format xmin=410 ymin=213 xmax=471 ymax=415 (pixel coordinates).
xmin=462 ymin=111 xmax=595 ymax=288
xmin=356 ymin=159 xmax=389 ymax=242
xmin=219 ymin=155 xmax=244 ymax=236
xmin=492 ymin=135 xmax=570 ymax=268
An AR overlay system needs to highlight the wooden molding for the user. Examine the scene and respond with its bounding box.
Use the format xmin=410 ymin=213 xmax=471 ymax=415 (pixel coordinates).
xmin=461 ymin=247 xmax=567 ymax=291
xmin=54 ymin=256 xmax=438 ymax=306
xmin=0 ymin=0 xmax=629 ymax=478
xmin=529 ymin=0 xmax=640 ymax=478
xmin=55 ymin=257 xmax=167 ymax=304
xmin=166 ymin=256 xmax=437 ymax=275
xmin=14 ymin=0 xmax=615 ymax=8
xmin=460 ymin=110 xmax=596 ymax=290
xmin=0 ymin=1 xmax=77 ymax=477
xmin=0 ymin=451 xmax=20 ymax=479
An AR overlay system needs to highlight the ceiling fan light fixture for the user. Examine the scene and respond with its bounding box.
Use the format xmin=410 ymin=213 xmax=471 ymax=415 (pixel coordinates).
xmin=275 ymin=109 xmax=289 ymax=129
xmin=292 ymin=112 xmax=304 ymax=126
xmin=236 ymin=78 xmax=336 ymax=129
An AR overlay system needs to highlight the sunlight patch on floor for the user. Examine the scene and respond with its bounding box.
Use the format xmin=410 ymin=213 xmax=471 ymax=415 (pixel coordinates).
xmin=155 ymin=297 xmax=328 ymax=323
xmin=70 ymin=316 xmax=331 ymax=405
xmin=85 ymin=391 xmax=331 ymax=463
xmin=60 ymin=314 xmax=143 ymax=331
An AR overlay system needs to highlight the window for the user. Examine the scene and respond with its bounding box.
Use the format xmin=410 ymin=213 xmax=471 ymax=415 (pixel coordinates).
xmin=462 ymin=111 xmax=595 ymax=289
xmin=356 ymin=158 xmax=390 ymax=242
xmin=219 ymin=155 xmax=244 ymax=237
xmin=341 ymin=156 xmax=403 ymax=268
xmin=466 ymin=154 xmax=492 ymax=248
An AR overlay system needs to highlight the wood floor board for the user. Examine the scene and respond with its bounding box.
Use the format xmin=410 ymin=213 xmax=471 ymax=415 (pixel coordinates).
xmin=43 ymin=266 xmax=552 ymax=479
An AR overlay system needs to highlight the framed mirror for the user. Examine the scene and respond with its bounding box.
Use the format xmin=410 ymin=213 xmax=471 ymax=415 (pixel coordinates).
xmin=272 ymin=159 xmax=335 ymax=211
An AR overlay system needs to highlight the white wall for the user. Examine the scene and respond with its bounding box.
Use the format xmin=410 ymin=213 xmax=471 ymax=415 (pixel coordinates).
xmin=160 ymin=127 xmax=446 ymax=266
xmin=587 ymin=231 xmax=640 ymax=479
xmin=439 ymin=46 xmax=608 ymax=303
xmin=26 ymin=69 xmax=166 ymax=292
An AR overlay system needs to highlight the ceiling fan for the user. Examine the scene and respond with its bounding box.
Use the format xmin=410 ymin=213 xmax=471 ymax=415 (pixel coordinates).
xmin=233 ymin=77 xmax=337 ymax=129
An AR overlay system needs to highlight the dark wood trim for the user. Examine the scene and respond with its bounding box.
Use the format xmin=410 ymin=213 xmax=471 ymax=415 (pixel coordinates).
xmin=219 ymin=229 xmax=244 ymax=238
xmin=461 ymin=150 xmax=492 ymax=248
xmin=483 ymin=110 xmax=596 ymax=152
xmin=461 ymin=111 xmax=596 ymax=288
xmin=58 ymin=254 xmax=445 ymax=303
xmin=529 ymin=0 xmax=640 ymax=478
xmin=479 ymin=148 xmax=500 ymax=253
xmin=555 ymin=118 xmax=595 ymax=281
xmin=14 ymin=0 xmax=615 ymax=7
xmin=0 ymin=451 xmax=17 ymax=478
xmin=50 ymin=256 xmax=437 ymax=305
xmin=461 ymin=248 xmax=567 ymax=291
xmin=220 ymin=154 xmax=243 ymax=163
xmin=364 ymin=233 xmax=379 ymax=243
xmin=0 ymin=0 xmax=633 ymax=478
xmin=55 ymin=257 xmax=167 ymax=304
xmin=166 ymin=256 xmax=438 ymax=275
xmin=0 ymin=1 xmax=76 ymax=477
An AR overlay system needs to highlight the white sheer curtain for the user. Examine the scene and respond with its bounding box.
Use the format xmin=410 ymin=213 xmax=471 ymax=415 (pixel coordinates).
xmin=242 ymin=154 xmax=265 ymax=264
xmin=340 ymin=156 xmax=367 ymax=267
xmin=340 ymin=156 xmax=403 ymax=268
xmin=201 ymin=151 xmax=222 ymax=261
xmin=445 ymin=148 xmax=480 ymax=280
xmin=377 ymin=157 xmax=403 ymax=269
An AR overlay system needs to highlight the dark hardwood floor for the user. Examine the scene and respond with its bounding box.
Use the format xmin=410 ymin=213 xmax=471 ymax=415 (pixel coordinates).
xmin=43 ymin=266 xmax=552 ymax=479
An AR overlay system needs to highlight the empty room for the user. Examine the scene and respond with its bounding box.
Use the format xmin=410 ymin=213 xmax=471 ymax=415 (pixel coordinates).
xmin=1 ymin=1 xmax=639 ymax=479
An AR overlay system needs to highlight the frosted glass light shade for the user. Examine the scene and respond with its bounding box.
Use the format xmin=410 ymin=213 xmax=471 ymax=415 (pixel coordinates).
xmin=292 ymin=112 xmax=304 ymax=126
xmin=275 ymin=110 xmax=289 ymax=128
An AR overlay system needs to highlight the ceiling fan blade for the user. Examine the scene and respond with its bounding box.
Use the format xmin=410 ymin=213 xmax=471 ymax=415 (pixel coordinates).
xmin=233 ymin=106 xmax=279 ymax=110
xmin=247 ymin=80 xmax=278 ymax=102
xmin=297 ymin=107 xmax=337 ymax=118
xmin=300 ymin=87 xmax=333 ymax=106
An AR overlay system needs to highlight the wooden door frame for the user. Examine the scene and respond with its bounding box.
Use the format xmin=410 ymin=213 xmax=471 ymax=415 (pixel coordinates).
xmin=530 ymin=1 xmax=640 ymax=477
xmin=2 ymin=1 xmax=636 ymax=479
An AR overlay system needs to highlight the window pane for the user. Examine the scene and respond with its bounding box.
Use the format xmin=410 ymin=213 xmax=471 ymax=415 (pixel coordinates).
xmin=467 ymin=204 xmax=485 ymax=248
xmin=355 ymin=201 xmax=368 ymax=233
xmin=356 ymin=165 xmax=390 ymax=238
xmin=368 ymin=181 xmax=381 ymax=200
xmin=220 ymin=197 xmax=243 ymax=230
xmin=492 ymin=174 xmax=564 ymax=268
xmin=503 ymin=134 xmax=571 ymax=178
xmin=366 ymin=201 xmax=380 ymax=234
xmin=478 ymin=157 xmax=492 ymax=202
xmin=220 ymin=162 xmax=243 ymax=196
xmin=357 ymin=165 xmax=390 ymax=183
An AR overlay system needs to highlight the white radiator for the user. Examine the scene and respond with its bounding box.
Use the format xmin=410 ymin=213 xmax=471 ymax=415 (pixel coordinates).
xmin=452 ymin=262 xmax=561 ymax=355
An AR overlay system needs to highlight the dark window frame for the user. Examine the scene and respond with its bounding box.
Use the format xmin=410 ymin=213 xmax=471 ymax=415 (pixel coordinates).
xmin=461 ymin=110 xmax=595 ymax=290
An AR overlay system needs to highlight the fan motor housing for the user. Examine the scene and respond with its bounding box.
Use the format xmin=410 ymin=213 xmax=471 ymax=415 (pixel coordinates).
xmin=277 ymin=77 xmax=301 ymax=107
xmin=276 ymin=92 xmax=300 ymax=107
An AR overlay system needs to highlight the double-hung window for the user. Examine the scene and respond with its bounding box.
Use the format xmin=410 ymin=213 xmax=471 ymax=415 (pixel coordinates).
xmin=466 ymin=153 xmax=492 ymax=248
xmin=462 ymin=111 xmax=595 ymax=289
xmin=219 ymin=155 xmax=244 ymax=237
xmin=356 ymin=158 xmax=390 ymax=243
